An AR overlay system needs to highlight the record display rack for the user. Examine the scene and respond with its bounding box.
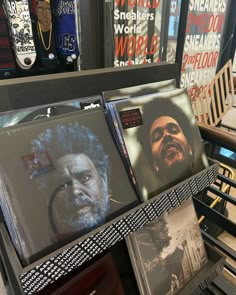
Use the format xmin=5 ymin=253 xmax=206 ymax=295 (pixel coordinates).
xmin=0 ymin=63 xmax=224 ymax=294
xmin=0 ymin=162 xmax=220 ymax=295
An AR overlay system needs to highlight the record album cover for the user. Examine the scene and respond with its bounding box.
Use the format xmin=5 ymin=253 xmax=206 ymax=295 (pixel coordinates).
xmin=126 ymin=198 xmax=208 ymax=295
xmin=109 ymin=88 xmax=208 ymax=201
xmin=0 ymin=95 xmax=102 ymax=128
xmin=0 ymin=109 xmax=139 ymax=265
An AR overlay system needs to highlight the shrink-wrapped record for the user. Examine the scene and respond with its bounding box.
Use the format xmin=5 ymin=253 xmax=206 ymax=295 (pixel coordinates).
xmin=0 ymin=108 xmax=139 ymax=265
xmin=106 ymin=88 xmax=208 ymax=201
xmin=126 ymin=198 xmax=208 ymax=295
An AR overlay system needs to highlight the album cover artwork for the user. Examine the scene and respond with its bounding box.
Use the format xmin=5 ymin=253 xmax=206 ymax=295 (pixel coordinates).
xmin=109 ymin=88 xmax=209 ymax=201
xmin=126 ymin=198 xmax=208 ymax=295
xmin=0 ymin=95 xmax=102 ymax=128
xmin=0 ymin=109 xmax=139 ymax=265
xmin=102 ymin=79 xmax=176 ymax=102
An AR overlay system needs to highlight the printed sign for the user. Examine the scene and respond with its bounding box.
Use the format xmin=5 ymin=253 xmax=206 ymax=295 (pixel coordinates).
xmin=180 ymin=0 xmax=228 ymax=101
xmin=105 ymin=0 xmax=163 ymax=67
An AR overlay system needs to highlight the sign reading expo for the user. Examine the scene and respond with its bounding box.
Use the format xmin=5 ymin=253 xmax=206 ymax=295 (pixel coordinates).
xmin=180 ymin=0 xmax=228 ymax=101
xmin=113 ymin=0 xmax=162 ymax=67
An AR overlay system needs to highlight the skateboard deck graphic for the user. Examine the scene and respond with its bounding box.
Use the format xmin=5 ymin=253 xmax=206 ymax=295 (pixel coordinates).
xmin=52 ymin=0 xmax=79 ymax=63
xmin=0 ymin=2 xmax=16 ymax=78
xmin=35 ymin=0 xmax=58 ymax=68
xmin=3 ymin=0 xmax=36 ymax=69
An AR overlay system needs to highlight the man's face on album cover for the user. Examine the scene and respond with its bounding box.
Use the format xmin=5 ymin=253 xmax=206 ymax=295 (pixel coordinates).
xmin=52 ymin=153 xmax=109 ymax=234
xmin=149 ymin=116 xmax=192 ymax=172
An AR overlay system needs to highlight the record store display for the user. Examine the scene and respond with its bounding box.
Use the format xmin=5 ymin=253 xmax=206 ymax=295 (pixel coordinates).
xmin=0 ymin=108 xmax=139 ymax=265
xmin=106 ymin=88 xmax=209 ymax=201
xmin=126 ymin=198 xmax=208 ymax=295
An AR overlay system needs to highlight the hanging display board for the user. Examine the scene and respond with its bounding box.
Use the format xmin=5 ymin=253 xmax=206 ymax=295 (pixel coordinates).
xmin=104 ymin=0 xmax=164 ymax=67
xmin=180 ymin=0 xmax=229 ymax=100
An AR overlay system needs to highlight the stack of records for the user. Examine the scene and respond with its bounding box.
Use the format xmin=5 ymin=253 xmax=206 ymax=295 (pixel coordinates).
xmin=104 ymin=87 xmax=208 ymax=201
xmin=126 ymin=198 xmax=209 ymax=295
xmin=0 ymin=108 xmax=139 ymax=265
xmin=103 ymin=80 xmax=177 ymax=193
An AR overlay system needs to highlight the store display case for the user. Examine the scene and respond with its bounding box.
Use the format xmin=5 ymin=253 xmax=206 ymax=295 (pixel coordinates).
xmin=0 ymin=63 xmax=225 ymax=294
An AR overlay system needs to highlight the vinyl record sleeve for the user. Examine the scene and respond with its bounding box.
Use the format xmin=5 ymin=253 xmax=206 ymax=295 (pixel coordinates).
xmin=102 ymin=79 xmax=176 ymax=102
xmin=126 ymin=198 xmax=208 ymax=295
xmin=105 ymin=104 xmax=139 ymax=196
xmin=0 ymin=95 xmax=102 ymax=128
xmin=0 ymin=109 xmax=139 ymax=265
xmin=109 ymin=88 xmax=209 ymax=201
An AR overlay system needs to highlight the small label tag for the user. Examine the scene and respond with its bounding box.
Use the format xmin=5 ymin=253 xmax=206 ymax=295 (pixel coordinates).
xmin=119 ymin=108 xmax=143 ymax=129
xmin=80 ymin=99 xmax=101 ymax=110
